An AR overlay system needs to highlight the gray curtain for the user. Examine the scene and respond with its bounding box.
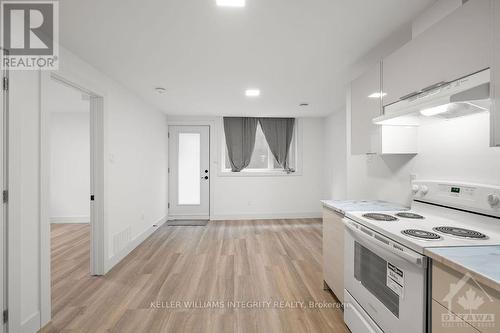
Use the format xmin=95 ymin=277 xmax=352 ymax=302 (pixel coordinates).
xmin=223 ymin=117 xmax=259 ymax=172
xmin=258 ymin=118 xmax=295 ymax=171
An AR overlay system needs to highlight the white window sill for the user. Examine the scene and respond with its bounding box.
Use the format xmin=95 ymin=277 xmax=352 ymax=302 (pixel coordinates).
xmin=218 ymin=169 xmax=302 ymax=177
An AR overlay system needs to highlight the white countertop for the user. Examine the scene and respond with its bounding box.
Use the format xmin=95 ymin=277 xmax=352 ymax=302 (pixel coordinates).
xmin=425 ymin=246 xmax=500 ymax=292
xmin=321 ymin=200 xmax=408 ymax=215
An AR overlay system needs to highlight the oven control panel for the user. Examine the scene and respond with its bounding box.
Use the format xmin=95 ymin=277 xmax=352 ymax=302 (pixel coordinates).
xmin=438 ymin=184 xmax=476 ymax=199
xmin=412 ymin=180 xmax=500 ymax=217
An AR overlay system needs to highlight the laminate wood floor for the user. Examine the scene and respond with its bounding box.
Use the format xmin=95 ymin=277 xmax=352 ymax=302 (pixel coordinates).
xmin=43 ymin=220 xmax=348 ymax=333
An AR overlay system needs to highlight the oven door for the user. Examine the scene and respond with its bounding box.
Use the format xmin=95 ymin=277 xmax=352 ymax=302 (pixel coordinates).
xmin=344 ymin=219 xmax=427 ymax=333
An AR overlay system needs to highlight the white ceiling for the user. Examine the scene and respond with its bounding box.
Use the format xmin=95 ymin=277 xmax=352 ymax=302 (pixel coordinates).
xmin=59 ymin=0 xmax=435 ymax=117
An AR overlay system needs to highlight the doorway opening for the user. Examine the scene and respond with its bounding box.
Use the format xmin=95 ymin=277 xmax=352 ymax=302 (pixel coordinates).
xmin=47 ymin=77 xmax=91 ymax=318
xmin=40 ymin=72 xmax=105 ymax=325
xmin=168 ymin=125 xmax=210 ymax=221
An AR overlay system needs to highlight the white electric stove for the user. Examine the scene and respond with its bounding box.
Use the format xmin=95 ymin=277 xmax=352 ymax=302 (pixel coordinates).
xmin=343 ymin=180 xmax=500 ymax=333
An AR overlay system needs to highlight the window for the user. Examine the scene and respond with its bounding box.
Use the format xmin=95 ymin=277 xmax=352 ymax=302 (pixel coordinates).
xmin=222 ymin=122 xmax=297 ymax=174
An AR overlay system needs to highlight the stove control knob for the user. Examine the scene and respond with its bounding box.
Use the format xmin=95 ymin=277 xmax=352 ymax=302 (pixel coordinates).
xmin=420 ymin=185 xmax=429 ymax=195
xmin=488 ymin=194 xmax=500 ymax=207
xmin=411 ymin=185 xmax=420 ymax=194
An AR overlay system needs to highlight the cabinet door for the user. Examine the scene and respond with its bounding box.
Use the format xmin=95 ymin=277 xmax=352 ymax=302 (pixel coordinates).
xmin=383 ymin=0 xmax=491 ymax=106
xmin=432 ymin=300 xmax=479 ymax=333
xmin=492 ymin=0 xmax=500 ymax=147
xmin=433 ymin=261 xmax=500 ymax=333
xmin=322 ymin=208 xmax=344 ymax=303
xmin=351 ymin=62 xmax=382 ymax=154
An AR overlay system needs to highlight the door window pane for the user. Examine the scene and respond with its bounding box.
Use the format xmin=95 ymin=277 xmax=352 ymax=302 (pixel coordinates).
xmin=178 ymin=133 xmax=201 ymax=205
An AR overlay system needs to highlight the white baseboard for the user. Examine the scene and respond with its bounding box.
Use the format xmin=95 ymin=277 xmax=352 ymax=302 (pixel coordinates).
xmin=168 ymin=214 xmax=209 ymax=220
xmin=20 ymin=311 xmax=40 ymax=333
xmin=210 ymin=211 xmax=322 ymax=221
xmin=105 ymin=216 xmax=167 ymax=273
xmin=50 ymin=216 xmax=90 ymax=223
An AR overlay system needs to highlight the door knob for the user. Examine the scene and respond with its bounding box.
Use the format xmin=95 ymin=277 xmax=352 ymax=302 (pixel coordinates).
xmin=205 ymin=170 xmax=208 ymax=173
xmin=201 ymin=176 xmax=208 ymax=180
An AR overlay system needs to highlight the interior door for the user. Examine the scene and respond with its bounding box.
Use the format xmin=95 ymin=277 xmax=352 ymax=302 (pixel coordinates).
xmin=168 ymin=126 xmax=210 ymax=219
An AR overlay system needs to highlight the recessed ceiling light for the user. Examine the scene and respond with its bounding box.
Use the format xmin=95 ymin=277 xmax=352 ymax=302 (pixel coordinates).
xmin=245 ymin=89 xmax=260 ymax=97
xmin=155 ymin=87 xmax=166 ymax=94
xmin=368 ymin=92 xmax=387 ymax=98
xmin=216 ymin=0 xmax=245 ymax=7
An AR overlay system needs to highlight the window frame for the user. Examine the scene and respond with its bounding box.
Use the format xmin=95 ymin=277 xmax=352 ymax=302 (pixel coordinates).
xmin=219 ymin=118 xmax=302 ymax=177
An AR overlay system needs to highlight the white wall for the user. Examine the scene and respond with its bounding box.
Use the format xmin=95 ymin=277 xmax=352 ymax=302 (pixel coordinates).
xmin=414 ymin=112 xmax=500 ymax=184
xmin=322 ymin=108 xmax=347 ymax=199
xmin=167 ymin=116 xmax=325 ymax=219
xmin=215 ymin=118 xmax=324 ymax=219
xmin=50 ymin=112 xmax=90 ymax=223
xmin=8 ymin=46 xmax=168 ymax=332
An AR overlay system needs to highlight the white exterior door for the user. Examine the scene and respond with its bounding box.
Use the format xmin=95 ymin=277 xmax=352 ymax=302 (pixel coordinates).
xmin=168 ymin=126 xmax=210 ymax=219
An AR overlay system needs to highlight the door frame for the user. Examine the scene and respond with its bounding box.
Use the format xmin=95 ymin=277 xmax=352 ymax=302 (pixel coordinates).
xmin=0 ymin=48 xmax=8 ymax=333
xmin=167 ymin=120 xmax=216 ymax=219
xmin=39 ymin=71 xmax=105 ymax=326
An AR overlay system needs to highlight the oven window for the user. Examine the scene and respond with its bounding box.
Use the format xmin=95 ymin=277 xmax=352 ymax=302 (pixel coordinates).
xmin=354 ymin=242 xmax=400 ymax=318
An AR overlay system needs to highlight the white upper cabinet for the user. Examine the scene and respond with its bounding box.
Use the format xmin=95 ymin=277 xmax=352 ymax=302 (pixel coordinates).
xmin=351 ymin=62 xmax=418 ymax=155
xmin=493 ymin=0 xmax=500 ymax=147
xmin=351 ymin=62 xmax=382 ymax=154
xmin=382 ymin=0 xmax=491 ymax=106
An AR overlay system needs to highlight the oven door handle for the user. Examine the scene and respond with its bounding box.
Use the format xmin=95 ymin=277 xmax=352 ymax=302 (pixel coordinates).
xmin=345 ymin=222 xmax=424 ymax=266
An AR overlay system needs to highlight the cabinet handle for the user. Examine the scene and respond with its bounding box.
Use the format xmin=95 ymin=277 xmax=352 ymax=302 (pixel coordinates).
xmin=399 ymin=91 xmax=421 ymax=101
xmin=398 ymin=81 xmax=449 ymax=101
xmin=420 ymin=81 xmax=448 ymax=92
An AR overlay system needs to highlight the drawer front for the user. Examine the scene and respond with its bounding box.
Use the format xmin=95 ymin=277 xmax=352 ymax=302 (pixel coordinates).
xmin=432 ymin=299 xmax=479 ymax=333
xmin=322 ymin=208 xmax=344 ymax=302
xmin=432 ymin=261 xmax=500 ymax=333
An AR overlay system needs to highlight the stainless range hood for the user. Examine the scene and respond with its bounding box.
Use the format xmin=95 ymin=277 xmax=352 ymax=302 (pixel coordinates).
xmin=373 ymin=69 xmax=491 ymax=126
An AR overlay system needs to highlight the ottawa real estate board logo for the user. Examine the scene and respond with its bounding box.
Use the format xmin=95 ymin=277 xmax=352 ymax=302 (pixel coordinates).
xmin=1 ymin=0 xmax=59 ymax=70
xmin=441 ymin=272 xmax=496 ymax=330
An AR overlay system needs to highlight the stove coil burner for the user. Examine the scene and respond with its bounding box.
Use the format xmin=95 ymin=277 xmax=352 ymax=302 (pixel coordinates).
xmin=433 ymin=226 xmax=488 ymax=239
xmin=396 ymin=212 xmax=425 ymax=219
xmin=362 ymin=213 xmax=398 ymax=221
xmin=401 ymin=229 xmax=442 ymax=240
